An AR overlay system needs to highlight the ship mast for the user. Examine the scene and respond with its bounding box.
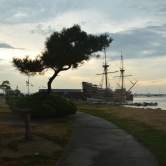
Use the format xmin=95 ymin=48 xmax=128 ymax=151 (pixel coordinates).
xmin=114 ymin=52 xmax=137 ymax=92
xmin=103 ymin=48 xmax=109 ymax=90
xmin=120 ymin=53 xmax=125 ymax=90
xmin=96 ymin=48 xmax=118 ymax=101
xmin=101 ymin=48 xmax=118 ymax=89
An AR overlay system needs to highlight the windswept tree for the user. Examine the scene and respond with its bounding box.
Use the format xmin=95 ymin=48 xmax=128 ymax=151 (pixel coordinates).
xmin=0 ymin=80 xmax=11 ymax=94
xmin=12 ymin=25 xmax=113 ymax=97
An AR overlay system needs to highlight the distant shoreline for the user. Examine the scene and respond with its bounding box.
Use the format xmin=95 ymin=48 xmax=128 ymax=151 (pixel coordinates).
xmin=132 ymin=95 xmax=166 ymax=111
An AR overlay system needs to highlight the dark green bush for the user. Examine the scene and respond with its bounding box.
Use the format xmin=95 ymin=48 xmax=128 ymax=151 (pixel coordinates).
xmin=8 ymin=92 xmax=77 ymax=119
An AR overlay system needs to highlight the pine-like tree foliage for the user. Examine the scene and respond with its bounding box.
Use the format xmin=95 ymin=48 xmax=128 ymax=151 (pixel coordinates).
xmin=12 ymin=25 xmax=113 ymax=95
xmin=12 ymin=55 xmax=44 ymax=75
xmin=42 ymin=25 xmax=112 ymax=69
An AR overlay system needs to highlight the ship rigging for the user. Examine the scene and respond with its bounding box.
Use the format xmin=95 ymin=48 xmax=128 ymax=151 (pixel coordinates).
xmin=82 ymin=49 xmax=138 ymax=102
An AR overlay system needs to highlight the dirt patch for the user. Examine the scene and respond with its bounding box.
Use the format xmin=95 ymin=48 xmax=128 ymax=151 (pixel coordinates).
xmin=0 ymin=101 xmax=72 ymax=159
xmin=0 ymin=135 xmax=62 ymax=158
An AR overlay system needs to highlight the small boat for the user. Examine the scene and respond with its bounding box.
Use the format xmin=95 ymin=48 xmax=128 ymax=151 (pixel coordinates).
xmin=128 ymin=102 xmax=158 ymax=106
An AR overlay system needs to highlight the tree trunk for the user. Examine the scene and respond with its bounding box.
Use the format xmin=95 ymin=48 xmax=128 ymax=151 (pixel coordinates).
xmin=24 ymin=114 xmax=32 ymax=141
xmin=43 ymin=69 xmax=61 ymax=98
xmin=42 ymin=66 xmax=71 ymax=99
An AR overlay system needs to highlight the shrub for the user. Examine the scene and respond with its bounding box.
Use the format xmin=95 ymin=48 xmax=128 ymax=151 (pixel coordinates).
xmin=8 ymin=92 xmax=77 ymax=119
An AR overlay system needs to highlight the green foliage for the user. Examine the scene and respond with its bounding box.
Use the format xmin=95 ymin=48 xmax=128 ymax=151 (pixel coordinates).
xmin=12 ymin=55 xmax=44 ymax=76
xmin=34 ymin=93 xmax=77 ymax=118
xmin=42 ymin=24 xmax=112 ymax=69
xmin=12 ymin=25 xmax=113 ymax=96
xmin=0 ymin=80 xmax=11 ymax=93
xmin=8 ymin=93 xmax=77 ymax=119
xmin=8 ymin=93 xmax=39 ymax=109
xmin=12 ymin=25 xmax=112 ymax=76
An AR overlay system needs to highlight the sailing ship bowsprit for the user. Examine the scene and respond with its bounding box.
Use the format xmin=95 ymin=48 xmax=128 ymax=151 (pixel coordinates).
xmin=82 ymin=50 xmax=138 ymax=102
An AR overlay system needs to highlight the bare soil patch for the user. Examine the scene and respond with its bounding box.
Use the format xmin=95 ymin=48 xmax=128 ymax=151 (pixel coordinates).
xmin=0 ymin=101 xmax=71 ymax=159
xmin=0 ymin=135 xmax=62 ymax=158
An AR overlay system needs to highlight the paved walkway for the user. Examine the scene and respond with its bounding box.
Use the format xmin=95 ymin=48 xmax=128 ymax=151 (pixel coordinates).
xmin=57 ymin=112 xmax=158 ymax=166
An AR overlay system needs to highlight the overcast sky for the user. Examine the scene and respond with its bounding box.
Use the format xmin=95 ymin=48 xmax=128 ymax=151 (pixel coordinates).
xmin=0 ymin=0 xmax=166 ymax=94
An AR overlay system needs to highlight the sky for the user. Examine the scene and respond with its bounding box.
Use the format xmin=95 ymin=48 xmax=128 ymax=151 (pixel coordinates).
xmin=0 ymin=0 xmax=166 ymax=94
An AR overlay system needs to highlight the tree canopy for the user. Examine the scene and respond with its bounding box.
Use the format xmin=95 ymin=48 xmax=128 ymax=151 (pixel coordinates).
xmin=12 ymin=24 xmax=113 ymax=96
xmin=0 ymin=80 xmax=11 ymax=94
xmin=0 ymin=80 xmax=22 ymax=98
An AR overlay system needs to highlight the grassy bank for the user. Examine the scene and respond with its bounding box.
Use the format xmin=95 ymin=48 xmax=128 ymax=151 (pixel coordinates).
xmin=77 ymin=103 xmax=166 ymax=166
xmin=0 ymin=101 xmax=72 ymax=166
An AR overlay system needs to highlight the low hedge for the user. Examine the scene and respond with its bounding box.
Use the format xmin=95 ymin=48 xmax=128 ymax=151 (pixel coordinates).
xmin=8 ymin=92 xmax=77 ymax=119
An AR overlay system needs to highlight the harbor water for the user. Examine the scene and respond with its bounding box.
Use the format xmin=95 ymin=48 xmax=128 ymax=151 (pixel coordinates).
xmin=127 ymin=96 xmax=166 ymax=111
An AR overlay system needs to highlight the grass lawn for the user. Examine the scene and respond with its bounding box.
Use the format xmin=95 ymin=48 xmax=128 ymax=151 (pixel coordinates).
xmin=77 ymin=103 xmax=166 ymax=166
xmin=1 ymin=100 xmax=166 ymax=165
xmin=0 ymin=101 xmax=72 ymax=166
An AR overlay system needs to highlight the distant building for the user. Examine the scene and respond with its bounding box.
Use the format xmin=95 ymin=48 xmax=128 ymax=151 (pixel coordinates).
xmin=39 ymin=89 xmax=86 ymax=101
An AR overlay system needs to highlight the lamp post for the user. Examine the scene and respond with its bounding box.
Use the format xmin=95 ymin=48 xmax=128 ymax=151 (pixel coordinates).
xmin=26 ymin=75 xmax=30 ymax=95
xmin=26 ymin=75 xmax=33 ymax=95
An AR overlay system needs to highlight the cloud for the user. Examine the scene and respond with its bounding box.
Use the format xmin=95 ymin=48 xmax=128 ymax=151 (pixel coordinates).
xmin=107 ymin=24 xmax=166 ymax=60
xmin=0 ymin=0 xmax=166 ymax=94
xmin=0 ymin=0 xmax=166 ymax=26
xmin=0 ymin=0 xmax=88 ymax=24
xmin=158 ymin=6 xmax=166 ymax=13
xmin=0 ymin=43 xmax=25 ymax=50
xmin=30 ymin=24 xmax=55 ymax=36
xmin=0 ymin=43 xmax=14 ymax=49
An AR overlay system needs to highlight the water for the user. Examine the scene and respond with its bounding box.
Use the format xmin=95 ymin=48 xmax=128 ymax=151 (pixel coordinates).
xmin=127 ymin=96 xmax=166 ymax=111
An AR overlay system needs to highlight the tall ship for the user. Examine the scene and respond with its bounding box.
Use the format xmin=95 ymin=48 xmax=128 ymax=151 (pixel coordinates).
xmin=82 ymin=49 xmax=137 ymax=102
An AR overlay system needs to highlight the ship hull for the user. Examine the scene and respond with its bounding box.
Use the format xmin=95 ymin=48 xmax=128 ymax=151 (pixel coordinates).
xmin=82 ymin=82 xmax=127 ymax=102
